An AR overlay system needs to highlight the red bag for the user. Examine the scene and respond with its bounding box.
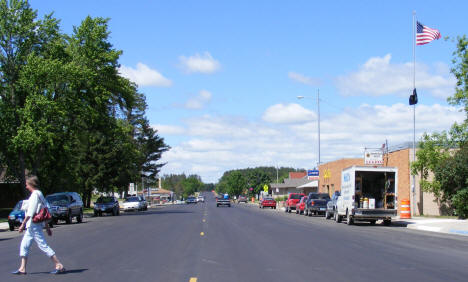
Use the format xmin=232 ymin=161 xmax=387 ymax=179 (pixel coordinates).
xmin=32 ymin=193 xmax=52 ymax=223
xmin=33 ymin=207 xmax=52 ymax=223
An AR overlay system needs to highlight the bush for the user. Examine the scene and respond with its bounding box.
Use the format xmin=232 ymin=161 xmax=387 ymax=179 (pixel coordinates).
xmin=452 ymin=188 xmax=468 ymax=219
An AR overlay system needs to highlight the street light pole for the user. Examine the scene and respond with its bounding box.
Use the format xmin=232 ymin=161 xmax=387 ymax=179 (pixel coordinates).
xmin=297 ymin=88 xmax=321 ymax=168
xmin=317 ymin=89 xmax=320 ymax=166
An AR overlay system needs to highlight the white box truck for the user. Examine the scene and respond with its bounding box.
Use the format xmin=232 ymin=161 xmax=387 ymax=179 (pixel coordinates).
xmin=335 ymin=166 xmax=398 ymax=226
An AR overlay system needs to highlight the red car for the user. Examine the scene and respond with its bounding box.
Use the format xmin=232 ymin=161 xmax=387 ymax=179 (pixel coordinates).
xmin=259 ymin=197 xmax=277 ymax=209
xmin=295 ymin=196 xmax=308 ymax=214
xmin=285 ymin=193 xmax=305 ymax=213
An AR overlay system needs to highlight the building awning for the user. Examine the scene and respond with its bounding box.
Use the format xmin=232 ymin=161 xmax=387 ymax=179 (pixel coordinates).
xmin=297 ymin=180 xmax=318 ymax=189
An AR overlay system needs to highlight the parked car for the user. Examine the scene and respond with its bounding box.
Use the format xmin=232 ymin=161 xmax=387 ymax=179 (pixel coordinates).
xmin=295 ymin=196 xmax=308 ymax=215
xmin=94 ymin=196 xmax=120 ymax=216
xmin=259 ymin=197 xmax=276 ymax=209
xmin=285 ymin=193 xmax=305 ymax=213
xmin=237 ymin=195 xmax=248 ymax=203
xmin=9 ymin=200 xmax=54 ymax=230
xmin=8 ymin=200 xmax=25 ymax=231
xmin=122 ymin=197 xmax=142 ymax=211
xmin=197 ymin=196 xmax=205 ymax=203
xmin=138 ymin=196 xmax=148 ymax=210
xmin=46 ymin=192 xmax=83 ymax=224
xmin=186 ymin=196 xmax=198 ymax=204
xmin=325 ymin=191 xmax=341 ymax=219
xmin=305 ymin=193 xmax=330 ymax=216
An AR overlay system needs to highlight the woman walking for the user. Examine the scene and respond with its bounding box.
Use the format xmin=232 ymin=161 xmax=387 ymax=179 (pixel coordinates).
xmin=12 ymin=175 xmax=66 ymax=275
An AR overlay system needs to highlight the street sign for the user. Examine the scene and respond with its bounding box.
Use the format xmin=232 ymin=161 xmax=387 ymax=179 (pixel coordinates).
xmin=307 ymin=170 xmax=319 ymax=180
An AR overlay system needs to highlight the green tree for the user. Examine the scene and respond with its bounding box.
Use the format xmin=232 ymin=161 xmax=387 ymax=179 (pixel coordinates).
xmin=0 ymin=0 xmax=61 ymax=195
xmin=182 ymin=175 xmax=203 ymax=198
xmin=225 ymin=171 xmax=246 ymax=197
xmin=449 ymin=35 xmax=468 ymax=119
xmin=435 ymin=145 xmax=468 ymax=217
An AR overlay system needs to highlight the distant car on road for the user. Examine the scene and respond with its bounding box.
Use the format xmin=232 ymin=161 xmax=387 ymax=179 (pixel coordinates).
xmin=197 ymin=196 xmax=205 ymax=203
xmin=237 ymin=195 xmax=248 ymax=203
xmin=186 ymin=196 xmax=197 ymax=204
xmin=216 ymin=194 xmax=231 ymax=207
xmin=295 ymin=196 xmax=308 ymax=215
xmin=94 ymin=196 xmax=120 ymax=216
xmin=46 ymin=192 xmax=83 ymax=224
xmin=259 ymin=197 xmax=276 ymax=209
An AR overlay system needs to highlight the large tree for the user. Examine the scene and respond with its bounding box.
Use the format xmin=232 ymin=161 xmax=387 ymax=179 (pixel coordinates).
xmin=0 ymin=0 xmax=61 ymax=195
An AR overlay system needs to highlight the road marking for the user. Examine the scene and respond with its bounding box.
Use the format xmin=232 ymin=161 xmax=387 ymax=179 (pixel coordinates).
xmin=189 ymin=278 xmax=197 ymax=282
xmin=200 ymin=232 xmax=205 ymax=236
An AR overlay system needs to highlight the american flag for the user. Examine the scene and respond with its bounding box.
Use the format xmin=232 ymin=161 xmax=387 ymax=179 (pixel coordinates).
xmin=416 ymin=21 xmax=441 ymax=45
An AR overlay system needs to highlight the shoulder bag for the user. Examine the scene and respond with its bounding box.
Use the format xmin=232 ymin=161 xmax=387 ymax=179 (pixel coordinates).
xmin=32 ymin=192 xmax=52 ymax=223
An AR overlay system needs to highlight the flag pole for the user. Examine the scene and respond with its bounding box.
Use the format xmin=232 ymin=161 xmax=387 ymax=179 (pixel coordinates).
xmin=411 ymin=11 xmax=416 ymax=217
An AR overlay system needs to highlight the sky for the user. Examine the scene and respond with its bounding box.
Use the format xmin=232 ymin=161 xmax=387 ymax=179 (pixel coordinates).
xmin=31 ymin=0 xmax=467 ymax=183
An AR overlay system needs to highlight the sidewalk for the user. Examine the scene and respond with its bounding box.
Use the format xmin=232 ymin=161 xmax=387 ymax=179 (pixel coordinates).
xmin=393 ymin=217 xmax=468 ymax=237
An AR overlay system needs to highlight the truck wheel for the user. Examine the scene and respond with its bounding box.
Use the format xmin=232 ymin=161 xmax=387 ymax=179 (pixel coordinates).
xmin=383 ymin=219 xmax=391 ymax=226
xmin=77 ymin=210 xmax=83 ymax=223
xmin=288 ymin=208 xmax=291 ymax=213
xmin=66 ymin=211 xmax=73 ymax=224
xmin=346 ymin=212 xmax=353 ymax=225
xmin=335 ymin=212 xmax=342 ymax=223
xmin=370 ymin=220 xmax=376 ymax=225
xmin=9 ymin=223 xmax=14 ymax=231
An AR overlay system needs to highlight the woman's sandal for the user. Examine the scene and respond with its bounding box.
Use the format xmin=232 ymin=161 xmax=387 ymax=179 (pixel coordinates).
xmin=50 ymin=268 xmax=66 ymax=274
xmin=11 ymin=270 xmax=27 ymax=275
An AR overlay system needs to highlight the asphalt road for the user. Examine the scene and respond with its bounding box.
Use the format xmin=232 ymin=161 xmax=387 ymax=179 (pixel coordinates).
xmin=1 ymin=192 xmax=467 ymax=282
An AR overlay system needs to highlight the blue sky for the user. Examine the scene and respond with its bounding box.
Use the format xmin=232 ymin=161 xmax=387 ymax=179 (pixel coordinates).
xmin=31 ymin=1 xmax=467 ymax=183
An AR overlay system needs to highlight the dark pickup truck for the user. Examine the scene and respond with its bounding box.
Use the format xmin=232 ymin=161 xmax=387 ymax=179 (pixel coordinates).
xmin=216 ymin=194 xmax=231 ymax=207
xmin=305 ymin=193 xmax=330 ymax=216
xmin=325 ymin=191 xmax=340 ymax=219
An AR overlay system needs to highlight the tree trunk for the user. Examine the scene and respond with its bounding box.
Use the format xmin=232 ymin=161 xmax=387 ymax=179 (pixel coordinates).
xmin=18 ymin=150 xmax=27 ymax=197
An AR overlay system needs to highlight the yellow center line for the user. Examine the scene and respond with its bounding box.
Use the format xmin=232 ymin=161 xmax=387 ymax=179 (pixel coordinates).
xmin=200 ymin=232 xmax=205 ymax=236
xmin=202 ymin=219 xmax=206 ymax=222
xmin=189 ymin=278 xmax=197 ymax=282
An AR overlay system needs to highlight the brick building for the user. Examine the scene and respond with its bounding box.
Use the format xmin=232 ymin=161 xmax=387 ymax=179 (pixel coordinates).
xmin=318 ymin=143 xmax=442 ymax=216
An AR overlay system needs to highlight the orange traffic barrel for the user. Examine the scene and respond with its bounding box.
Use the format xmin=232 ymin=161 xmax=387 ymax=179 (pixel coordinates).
xmin=400 ymin=199 xmax=411 ymax=219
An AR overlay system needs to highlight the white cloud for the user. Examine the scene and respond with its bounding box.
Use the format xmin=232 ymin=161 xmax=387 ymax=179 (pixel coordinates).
xmin=119 ymin=63 xmax=172 ymax=87
xmin=185 ymin=90 xmax=212 ymax=109
xmin=262 ymin=103 xmax=316 ymax=124
xmin=179 ymin=52 xmax=220 ymax=74
xmin=288 ymin=72 xmax=321 ymax=86
xmin=336 ymin=54 xmax=456 ymax=98
xmin=159 ymin=103 xmax=464 ymax=183
xmin=152 ymin=124 xmax=185 ymax=135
